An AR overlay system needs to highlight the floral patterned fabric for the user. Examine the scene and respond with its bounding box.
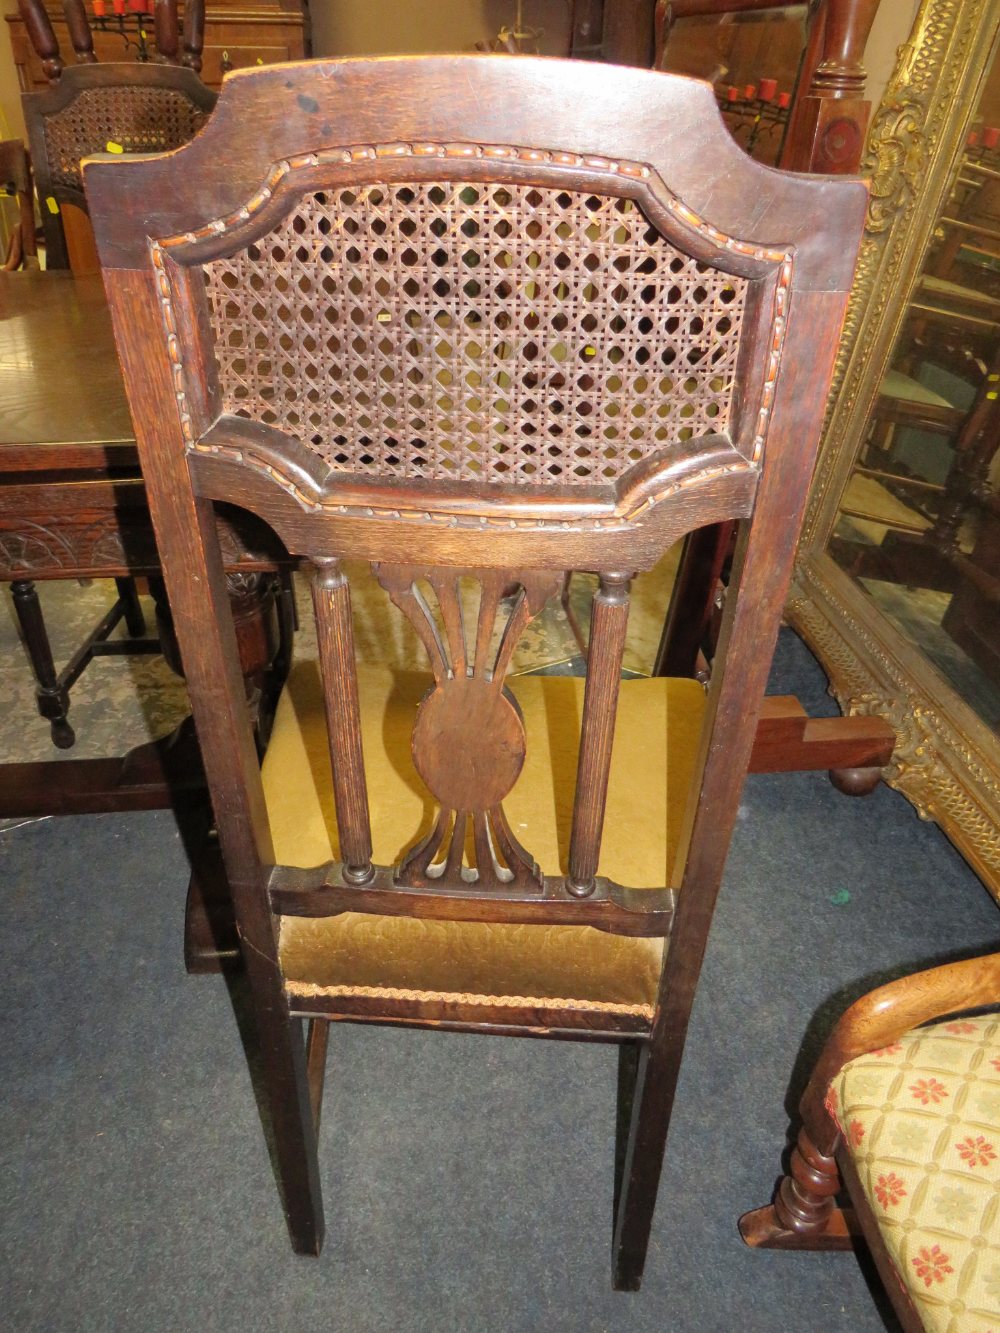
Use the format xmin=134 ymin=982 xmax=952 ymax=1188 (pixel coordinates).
xmin=832 ymin=1013 xmax=1000 ymax=1332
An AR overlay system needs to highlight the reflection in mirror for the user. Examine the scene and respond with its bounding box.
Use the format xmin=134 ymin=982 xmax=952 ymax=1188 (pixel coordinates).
xmin=656 ymin=5 xmax=809 ymax=163
xmin=831 ymin=46 xmax=1000 ymax=731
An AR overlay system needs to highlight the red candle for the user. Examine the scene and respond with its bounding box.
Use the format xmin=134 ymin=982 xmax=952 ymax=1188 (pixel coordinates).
xmin=758 ymin=77 xmax=777 ymax=103
xmin=128 ymin=0 xmax=144 ymax=12
xmin=744 ymin=84 xmax=757 ymax=101
xmin=968 ymin=130 xmax=980 ymax=147
xmin=112 ymin=0 xmax=125 ymax=12
xmin=727 ymin=86 xmax=739 ymax=103
xmin=778 ymin=91 xmax=791 ymax=109
xmin=92 ymin=0 xmax=106 ymax=13
xmin=985 ymin=126 xmax=1000 ymax=149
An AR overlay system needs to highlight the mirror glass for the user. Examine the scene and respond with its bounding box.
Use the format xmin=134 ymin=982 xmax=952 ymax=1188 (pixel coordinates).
xmin=659 ymin=5 xmax=810 ymax=164
xmin=831 ymin=48 xmax=1000 ymax=731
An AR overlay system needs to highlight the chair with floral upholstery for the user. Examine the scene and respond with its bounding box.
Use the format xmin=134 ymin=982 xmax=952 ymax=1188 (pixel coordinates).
xmin=740 ymin=952 xmax=1000 ymax=1331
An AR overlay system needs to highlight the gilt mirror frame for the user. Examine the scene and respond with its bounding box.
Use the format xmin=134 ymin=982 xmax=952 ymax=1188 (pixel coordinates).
xmin=791 ymin=0 xmax=1000 ymax=897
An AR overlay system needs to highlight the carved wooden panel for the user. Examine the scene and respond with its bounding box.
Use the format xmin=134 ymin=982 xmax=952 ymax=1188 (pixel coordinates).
xmin=202 ymin=178 xmax=749 ymax=486
xmin=375 ymin=564 xmax=562 ymax=888
xmin=43 ymin=85 xmax=209 ymax=193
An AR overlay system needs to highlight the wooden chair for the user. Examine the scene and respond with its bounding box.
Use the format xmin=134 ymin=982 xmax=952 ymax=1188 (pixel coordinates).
xmin=740 ymin=953 xmax=1000 ymax=1331
xmin=9 ymin=0 xmax=214 ymax=747
xmin=84 ymin=54 xmax=865 ymax=1285
xmin=0 ymin=139 xmax=38 ymax=270
xmin=18 ymin=0 xmax=214 ymax=270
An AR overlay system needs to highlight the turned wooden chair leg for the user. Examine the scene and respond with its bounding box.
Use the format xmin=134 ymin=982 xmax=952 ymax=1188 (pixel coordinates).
xmin=11 ymin=579 xmax=75 ymax=748
xmin=739 ymin=1126 xmax=857 ymax=1251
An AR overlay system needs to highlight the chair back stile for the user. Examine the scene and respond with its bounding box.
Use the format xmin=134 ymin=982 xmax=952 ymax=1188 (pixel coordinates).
xmin=82 ymin=55 xmax=866 ymax=1279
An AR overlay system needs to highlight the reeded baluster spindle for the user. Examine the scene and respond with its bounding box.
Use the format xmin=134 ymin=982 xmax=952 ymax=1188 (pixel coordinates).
xmin=568 ymin=572 xmax=631 ymax=897
xmin=310 ymin=559 xmax=373 ymax=885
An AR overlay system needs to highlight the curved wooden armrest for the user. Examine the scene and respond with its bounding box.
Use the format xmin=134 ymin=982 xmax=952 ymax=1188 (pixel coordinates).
xmin=801 ymin=952 xmax=1000 ymax=1151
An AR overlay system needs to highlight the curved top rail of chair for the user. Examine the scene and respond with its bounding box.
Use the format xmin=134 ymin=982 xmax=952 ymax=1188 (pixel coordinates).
xmin=82 ymin=54 xmax=867 ymax=284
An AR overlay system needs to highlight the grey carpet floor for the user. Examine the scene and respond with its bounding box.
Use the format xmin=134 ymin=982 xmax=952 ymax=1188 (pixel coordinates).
xmin=2 ymin=631 xmax=999 ymax=1333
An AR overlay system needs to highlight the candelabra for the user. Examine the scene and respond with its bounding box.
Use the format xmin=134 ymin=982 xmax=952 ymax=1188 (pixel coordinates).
xmin=89 ymin=0 xmax=157 ymax=62
xmin=718 ymin=78 xmax=791 ymax=162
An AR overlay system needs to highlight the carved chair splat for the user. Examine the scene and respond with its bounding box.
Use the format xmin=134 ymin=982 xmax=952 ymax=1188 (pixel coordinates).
xmin=84 ymin=55 xmax=866 ymax=1289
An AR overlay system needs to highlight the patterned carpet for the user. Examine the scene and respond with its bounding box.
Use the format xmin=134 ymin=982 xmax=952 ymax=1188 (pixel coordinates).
xmin=0 ymin=548 xmax=681 ymax=766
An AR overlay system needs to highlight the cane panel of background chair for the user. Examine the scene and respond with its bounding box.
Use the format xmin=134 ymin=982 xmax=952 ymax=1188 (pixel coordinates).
xmin=83 ymin=55 xmax=865 ymax=1288
xmin=0 ymin=139 xmax=37 ymax=270
xmin=18 ymin=0 xmax=214 ymax=271
xmin=741 ymin=953 xmax=1000 ymax=1333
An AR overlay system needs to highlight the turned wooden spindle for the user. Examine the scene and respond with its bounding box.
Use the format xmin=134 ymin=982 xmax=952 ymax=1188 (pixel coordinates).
xmin=310 ymin=559 xmax=374 ymax=885
xmin=63 ymin=0 xmax=97 ymax=63
xmin=182 ymin=0 xmax=205 ymax=71
xmin=18 ymin=0 xmax=63 ymax=80
xmin=568 ymin=572 xmax=631 ymax=896
xmin=774 ymin=1126 xmax=843 ymax=1234
xmin=153 ymin=0 xmax=181 ymax=64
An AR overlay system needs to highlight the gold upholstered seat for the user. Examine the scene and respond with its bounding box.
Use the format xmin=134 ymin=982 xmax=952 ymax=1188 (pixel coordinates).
xmin=264 ymin=663 xmax=706 ymax=1021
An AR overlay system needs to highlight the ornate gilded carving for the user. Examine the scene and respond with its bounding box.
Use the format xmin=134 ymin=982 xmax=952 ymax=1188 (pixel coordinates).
xmin=802 ymin=0 xmax=990 ymax=550
xmin=788 ymin=565 xmax=1000 ymax=895
xmin=789 ymin=0 xmax=1000 ymax=900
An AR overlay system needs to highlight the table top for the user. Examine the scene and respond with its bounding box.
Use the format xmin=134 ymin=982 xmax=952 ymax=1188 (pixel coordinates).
xmin=0 ymin=270 xmax=137 ymax=472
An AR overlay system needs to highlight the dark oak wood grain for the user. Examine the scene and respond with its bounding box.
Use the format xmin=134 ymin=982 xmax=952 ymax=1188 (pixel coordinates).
xmin=85 ymin=54 xmax=866 ymax=1285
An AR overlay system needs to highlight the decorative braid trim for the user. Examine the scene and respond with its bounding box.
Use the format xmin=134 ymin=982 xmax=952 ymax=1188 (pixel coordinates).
xmin=285 ymin=978 xmax=654 ymax=1019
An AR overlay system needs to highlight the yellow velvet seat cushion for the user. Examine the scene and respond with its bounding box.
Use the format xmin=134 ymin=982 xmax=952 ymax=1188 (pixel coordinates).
xmin=265 ymin=663 xmax=706 ymax=1018
xmin=831 ymin=1014 xmax=1000 ymax=1332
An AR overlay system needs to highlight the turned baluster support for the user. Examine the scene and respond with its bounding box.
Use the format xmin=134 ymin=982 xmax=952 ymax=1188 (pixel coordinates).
xmin=18 ymin=0 xmax=63 ymax=80
xmin=568 ymin=572 xmax=631 ymax=897
xmin=310 ymin=559 xmax=374 ymax=886
xmin=775 ymin=1126 xmax=843 ymax=1233
xmin=62 ymin=0 xmax=97 ymax=63
xmin=181 ymin=0 xmax=205 ymax=71
xmin=153 ymin=0 xmax=180 ymax=63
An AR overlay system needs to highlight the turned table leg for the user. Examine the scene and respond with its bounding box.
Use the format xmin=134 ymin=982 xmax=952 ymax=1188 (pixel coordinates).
xmin=11 ymin=579 xmax=75 ymax=749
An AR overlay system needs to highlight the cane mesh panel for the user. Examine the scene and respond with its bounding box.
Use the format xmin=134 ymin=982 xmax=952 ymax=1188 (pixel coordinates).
xmin=202 ymin=180 xmax=749 ymax=485
xmin=43 ymin=86 xmax=209 ymax=192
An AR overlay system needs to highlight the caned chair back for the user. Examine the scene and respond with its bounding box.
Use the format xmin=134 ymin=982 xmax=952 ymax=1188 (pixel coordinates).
xmin=84 ymin=54 xmax=864 ymax=943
